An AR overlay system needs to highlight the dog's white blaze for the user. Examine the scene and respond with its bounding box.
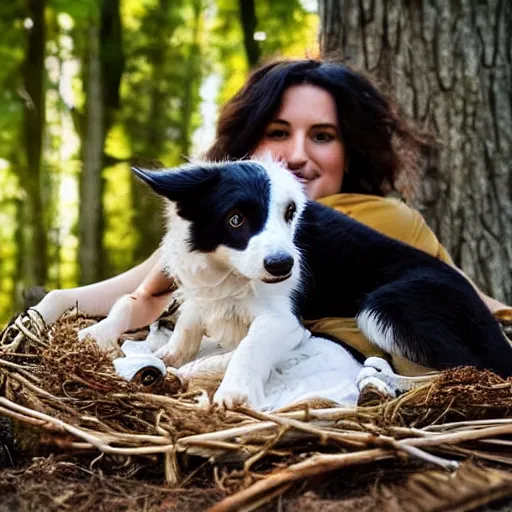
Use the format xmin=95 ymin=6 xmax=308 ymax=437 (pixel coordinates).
xmin=213 ymin=157 xmax=306 ymax=297
xmin=356 ymin=309 xmax=397 ymax=355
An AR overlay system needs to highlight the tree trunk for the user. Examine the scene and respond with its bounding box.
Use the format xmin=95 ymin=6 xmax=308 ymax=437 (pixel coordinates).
xmin=79 ymin=22 xmax=105 ymax=285
xmin=79 ymin=0 xmax=124 ymax=284
xmin=319 ymin=0 xmax=512 ymax=304
xmin=238 ymin=0 xmax=260 ymax=68
xmin=179 ymin=0 xmax=203 ymax=158
xmin=20 ymin=0 xmax=47 ymax=287
xmin=130 ymin=0 xmax=170 ymax=264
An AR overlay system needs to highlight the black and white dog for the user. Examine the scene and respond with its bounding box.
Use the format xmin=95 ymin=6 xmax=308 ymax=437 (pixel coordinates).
xmin=132 ymin=156 xmax=512 ymax=408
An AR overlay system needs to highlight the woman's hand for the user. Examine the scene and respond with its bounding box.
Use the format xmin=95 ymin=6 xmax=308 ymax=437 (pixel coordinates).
xmin=77 ymin=288 xmax=174 ymax=351
xmin=479 ymin=291 xmax=512 ymax=315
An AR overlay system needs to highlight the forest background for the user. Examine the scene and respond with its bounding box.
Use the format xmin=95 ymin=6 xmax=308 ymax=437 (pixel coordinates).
xmin=0 ymin=0 xmax=510 ymax=325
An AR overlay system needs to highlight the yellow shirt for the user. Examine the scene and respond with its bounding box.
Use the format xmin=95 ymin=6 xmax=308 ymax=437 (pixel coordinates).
xmin=304 ymin=193 xmax=455 ymax=376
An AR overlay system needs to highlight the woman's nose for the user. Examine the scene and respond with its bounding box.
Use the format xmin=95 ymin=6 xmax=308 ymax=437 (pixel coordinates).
xmin=286 ymin=135 xmax=308 ymax=170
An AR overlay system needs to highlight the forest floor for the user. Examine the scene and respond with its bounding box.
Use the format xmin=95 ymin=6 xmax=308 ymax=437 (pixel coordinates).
xmin=2 ymin=450 xmax=512 ymax=512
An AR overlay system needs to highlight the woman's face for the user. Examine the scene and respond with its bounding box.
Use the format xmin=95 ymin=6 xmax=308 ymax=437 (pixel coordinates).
xmin=254 ymin=84 xmax=346 ymax=200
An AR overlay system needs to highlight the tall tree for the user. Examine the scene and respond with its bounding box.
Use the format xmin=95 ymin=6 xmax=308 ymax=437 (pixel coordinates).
xmin=0 ymin=3 xmax=32 ymax=320
xmin=79 ymin=0 xmax=124 ymax=284
xmin=20 ymin=0 xmax=48 ymax=288
xmin=178 ymin=0 xmax=203 ymax=158
xmin=319 ymin=0 xmax=512 ymax=303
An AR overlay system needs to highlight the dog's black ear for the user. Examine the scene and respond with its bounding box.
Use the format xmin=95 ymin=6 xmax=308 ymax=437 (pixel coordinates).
xmin=132 ymin=165 xmax=220 ymax=201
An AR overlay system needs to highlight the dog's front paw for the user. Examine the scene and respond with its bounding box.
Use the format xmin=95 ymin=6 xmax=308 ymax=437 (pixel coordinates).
xmin=213 ymin=373 xmax=264 ymax=410
xmin=356 ymin=357 xmax=397 ymax=398
xmin=154 ymin=343 xmax=186 ymax=368
xmin=213 ymin=387 xmax=249 ymax=409
xmin=78 ymin=321 xmax=120 ymax=352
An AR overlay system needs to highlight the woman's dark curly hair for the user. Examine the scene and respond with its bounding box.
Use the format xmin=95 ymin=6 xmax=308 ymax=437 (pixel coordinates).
xmin=205 ymin=58 xmax=431 ymax=198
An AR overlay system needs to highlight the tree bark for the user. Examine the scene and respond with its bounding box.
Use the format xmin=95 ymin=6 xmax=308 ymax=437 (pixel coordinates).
xmin=319 ymin=0 xmax=512 ymax=304
xmin=21 ymin=0 xmax=48 ymax=287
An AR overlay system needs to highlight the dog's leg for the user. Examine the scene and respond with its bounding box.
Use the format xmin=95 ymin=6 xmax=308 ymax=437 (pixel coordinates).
xmin=213 ymin=313 xmax=306 ymax=409
xmin=356 ymin=356 xmax=437 ymax=398
xmin=356 ymin=277 xmax=512 ymax=377
xmin=154 ymin=301 xmax=203 ymax=367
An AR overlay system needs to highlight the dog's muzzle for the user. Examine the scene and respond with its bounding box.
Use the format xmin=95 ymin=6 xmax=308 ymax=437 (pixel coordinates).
xmin=263 ymin=252 xmax=294 ymax=282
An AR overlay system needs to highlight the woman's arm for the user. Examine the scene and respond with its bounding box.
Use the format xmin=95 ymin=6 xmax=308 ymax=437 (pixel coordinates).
xmin=114 ymin=256 xmax=177 ymax=331
xmin=76 ymin=255 xmax=176 ymax=350
xmin=34 ymin=249 xmax=172 ymax=324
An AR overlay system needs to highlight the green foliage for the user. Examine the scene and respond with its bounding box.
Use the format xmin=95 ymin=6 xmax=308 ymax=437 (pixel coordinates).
xmin=0 ymin=4 xmax=25 ymax=160
xmin=0 ymin=3 xmax=26 ymax=322
xmin=0 ymin=0 xmax=319 ymax=326
xmin=212 ymin=0 xmax=319 ymax=103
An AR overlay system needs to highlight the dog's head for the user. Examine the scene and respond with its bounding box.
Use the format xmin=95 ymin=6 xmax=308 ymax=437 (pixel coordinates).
xmin=133 ymin=156 xmax=306 ymax=284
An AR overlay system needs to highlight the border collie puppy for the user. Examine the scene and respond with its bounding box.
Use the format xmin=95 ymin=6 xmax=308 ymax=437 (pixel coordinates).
xmin=132 ymin=156 xmax=318 ymax=408
xmin=133 ymin=157 xmax=512 ymax=407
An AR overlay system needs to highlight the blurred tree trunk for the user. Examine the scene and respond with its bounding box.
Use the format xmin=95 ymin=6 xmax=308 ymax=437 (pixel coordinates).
xmin=238 ymin=0 xmax=260 ymax=67
xmin=79 ymin=0 xmax=124 ymax=284
xmin=131 ymin=0 xmax=170 ymax=264
xmin=179 ymin=0 xmax=202 ymax=158
xmin=79 ymin=22 xmax=104 ymax=285
xmin=319 ymin=0 xmax=512 ymax=304
xmin=20 ymin=0 xmax=48 ymax=288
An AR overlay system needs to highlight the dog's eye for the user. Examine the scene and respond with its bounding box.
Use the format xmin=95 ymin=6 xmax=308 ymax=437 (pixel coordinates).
xmin=285 ymin=202 xmax=296 ymax=223
xmin=228 ymin=212 xmax=245 ymax=228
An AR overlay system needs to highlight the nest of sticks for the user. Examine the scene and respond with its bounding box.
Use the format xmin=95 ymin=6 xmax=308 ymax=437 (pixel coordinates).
xmin=2 ymin=308 xmax=512 ymax=511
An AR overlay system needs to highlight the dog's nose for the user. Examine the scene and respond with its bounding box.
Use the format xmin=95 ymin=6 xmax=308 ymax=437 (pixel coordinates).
xmin=264 ymin=253 xmax=294 ymax=277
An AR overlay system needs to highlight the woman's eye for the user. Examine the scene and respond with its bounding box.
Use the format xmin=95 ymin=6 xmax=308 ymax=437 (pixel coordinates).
xmin=228 ymin=212 xmax=245 ymax=228
xmin=312 ymin=132 xmax=335 ymax=143
xmin=266 ymin=129 xmax=288 ymax=140
xmin=284 ymin=202 xmax=296 ymax=223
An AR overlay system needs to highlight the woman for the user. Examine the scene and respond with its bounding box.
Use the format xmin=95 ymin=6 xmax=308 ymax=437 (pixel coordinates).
xmin=34 ymin=58 xmax=510 ymax=373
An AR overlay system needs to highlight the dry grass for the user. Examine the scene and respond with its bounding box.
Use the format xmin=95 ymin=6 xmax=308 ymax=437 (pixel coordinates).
xmin=2 ymin=309 xmax=512 ymax=511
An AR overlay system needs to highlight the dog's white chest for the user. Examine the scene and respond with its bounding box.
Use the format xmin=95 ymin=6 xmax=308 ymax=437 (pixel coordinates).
xmin=195 ymin=299 xmax=252 ymax=349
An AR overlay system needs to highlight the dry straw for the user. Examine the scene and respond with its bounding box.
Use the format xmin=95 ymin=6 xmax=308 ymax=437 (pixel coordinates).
xmin=2 ymin=309 xmax=512 ymax=510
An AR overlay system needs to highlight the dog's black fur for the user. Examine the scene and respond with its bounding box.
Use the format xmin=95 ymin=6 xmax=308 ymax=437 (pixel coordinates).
xmin=295 ymin=202 xmax=512 ymax=377
xmin=136 ymin=160 xmax=512 ymax=379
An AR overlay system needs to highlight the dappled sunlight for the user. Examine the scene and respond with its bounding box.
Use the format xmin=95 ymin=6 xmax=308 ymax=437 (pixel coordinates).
xmin=0 ymin=0 xmax=319 ymax=324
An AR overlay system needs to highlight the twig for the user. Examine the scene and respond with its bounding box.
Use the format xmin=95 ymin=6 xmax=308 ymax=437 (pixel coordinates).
xmin=8 ymin=371 xmax=66 ymax=401
xmin=207 ymin=448 xmax=392 ymax=512
xmin=164 ymin=448 xmax=181 ymax=485
xmin=403 ymin=424 xmax=512 ymax=448
xmin=0 ymin=406 xmax=58 ymax=429
xmin=14 ymin=315 xmax=49 ymax=346
xmin=0 ymin=358 xmax=41 ymax=382
xmin=0 ymin=397 xmax=175 ymax=455
xmin=391 ymin=441 xmax=458 ymax=470
xmin=243 ymin=427 xmax=288 ymax=472
xmin=423 ymin=418 xmax=512 ymax=431
xmin=237 ymin=406 xmax=372 ymax=447
xmin=237 ymin=483 xmax=293 ymax=512
xmin=178 ymin=422 xmax=279 ymax=445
